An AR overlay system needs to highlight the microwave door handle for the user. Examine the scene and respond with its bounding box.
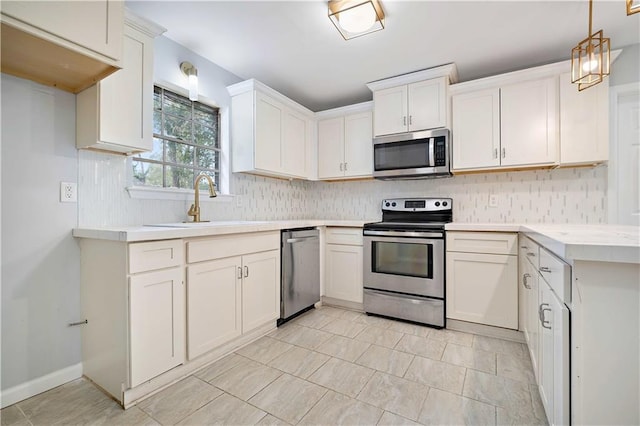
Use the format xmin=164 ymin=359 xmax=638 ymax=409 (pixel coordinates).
xmin=428 ymin=138 xmax=435 ymax=167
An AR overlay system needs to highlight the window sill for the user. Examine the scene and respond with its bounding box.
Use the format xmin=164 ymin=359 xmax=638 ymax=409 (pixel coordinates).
xmin=126 ymin=186 xmax=234 ymax=202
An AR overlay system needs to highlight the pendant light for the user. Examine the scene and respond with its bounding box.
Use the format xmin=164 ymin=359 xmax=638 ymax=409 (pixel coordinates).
xmin=570 ymin=0 xmax=611 ymax=91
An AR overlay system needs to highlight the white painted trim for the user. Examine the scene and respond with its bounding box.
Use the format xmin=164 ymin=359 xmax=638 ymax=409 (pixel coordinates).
xmin=608 ymin=81 xmax=640 ymax=224
xmin=124 ymin=8 xmax=166 ymax=37
xmin=366 ymin=63 xmax=459 ymax=91
xmin=0 ymin=363 xmax=83 ymax=408
xmin=226 ymin=79 xmax=315 ymax=117
xmin=450 ymin=50 xmax=622 ymax=94
xmin=315 ymin=101 xmax=373 ymax=120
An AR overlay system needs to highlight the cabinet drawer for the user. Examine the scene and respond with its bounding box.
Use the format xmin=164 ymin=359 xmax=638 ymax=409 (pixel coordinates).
xmin=447 ymin=232 xmax=517 ymax=255
xmin=326 ymin=227 xmax=363 ymax=246
xmin=129 ymin=240 xmax=183 ymax=274
xmin=187 ymin=231 xmax=279 ymax=264
xmin=539 ymin=248 xmax=571 ymax=304
xmin=519 ymin=235 xmax=539 ymax=269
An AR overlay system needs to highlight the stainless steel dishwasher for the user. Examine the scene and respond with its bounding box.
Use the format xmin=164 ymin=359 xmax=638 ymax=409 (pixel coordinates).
xmin=280 ymin=228 xmax=320 ymax=325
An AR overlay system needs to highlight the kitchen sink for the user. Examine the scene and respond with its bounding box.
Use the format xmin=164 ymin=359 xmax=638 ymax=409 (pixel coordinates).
xmin=145 ymin=221 xmax=270 ymax=228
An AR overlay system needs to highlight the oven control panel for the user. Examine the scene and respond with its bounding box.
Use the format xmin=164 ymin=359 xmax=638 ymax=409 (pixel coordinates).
xmin=382 ymin=198 xmax=452 ymax=212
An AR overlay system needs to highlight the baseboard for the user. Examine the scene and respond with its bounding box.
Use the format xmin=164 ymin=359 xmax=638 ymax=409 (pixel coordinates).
xmin=446 ymin=318 xmax=525 ymax=343
xmin=0 ymin=363 xmax=83 ymax=408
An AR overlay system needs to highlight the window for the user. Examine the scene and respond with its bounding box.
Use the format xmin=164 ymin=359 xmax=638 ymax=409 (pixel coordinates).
xmin=132 ymin=86 xmax=220 ymax=191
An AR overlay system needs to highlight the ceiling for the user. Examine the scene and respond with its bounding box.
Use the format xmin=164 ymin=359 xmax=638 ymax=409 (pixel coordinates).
xmin=127 ymin=0 xmax=640 ymax=112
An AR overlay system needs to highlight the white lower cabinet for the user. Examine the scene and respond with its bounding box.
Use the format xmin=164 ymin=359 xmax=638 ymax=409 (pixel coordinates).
xmin=446 ymin=232 xmax=518 ymax=329
xmin=519 ymin=235 xmax=570 ymax=426
xmin=242 ymin=250 xmax=280 ymax=333
xmin=186 ymin=232 xmax=280 ymax=360
xmin=187 ymin=256 xmax=242 ymax=360
xmin=129 ymin=267 xmax=185 ymax=387
xmin=324 ymin=227 xmax=363 ymax=306
xmin=79 ymin=231 xmax=280 ymax=407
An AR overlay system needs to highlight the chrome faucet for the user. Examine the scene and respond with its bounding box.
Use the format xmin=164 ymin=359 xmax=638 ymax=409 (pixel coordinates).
xmin=187 ymin=174 xmax=217 ymax=222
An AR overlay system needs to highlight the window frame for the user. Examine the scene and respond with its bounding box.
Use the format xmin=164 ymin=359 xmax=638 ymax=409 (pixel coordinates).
xmin=127 ymin=81 xmax=231 ymax=200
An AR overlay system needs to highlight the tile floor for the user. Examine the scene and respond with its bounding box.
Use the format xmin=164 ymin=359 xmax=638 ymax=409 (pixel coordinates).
xmin=1 ymin=306 xmax=548 ymax=425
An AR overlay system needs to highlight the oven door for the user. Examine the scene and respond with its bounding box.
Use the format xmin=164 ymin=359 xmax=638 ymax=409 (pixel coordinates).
xmin=363 ymin=230 xmax=444 ymax=298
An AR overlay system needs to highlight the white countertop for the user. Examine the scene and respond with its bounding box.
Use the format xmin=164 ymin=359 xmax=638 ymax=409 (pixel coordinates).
xmin=74 ymin=220 xmax=640 ymax=265
xmin=446 ymin=223 xmax=640 ymax=264
xmin=72 ymin=220 xmax=371 ymax=242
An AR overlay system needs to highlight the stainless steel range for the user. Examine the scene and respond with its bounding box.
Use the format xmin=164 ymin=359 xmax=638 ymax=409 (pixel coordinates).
xmin=363 ymin=197 xmax=452 ymax=328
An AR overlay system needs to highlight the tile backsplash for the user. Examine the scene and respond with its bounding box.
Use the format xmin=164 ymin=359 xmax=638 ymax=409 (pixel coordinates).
xmin=78 ymin=149 xmax=607 ymax=227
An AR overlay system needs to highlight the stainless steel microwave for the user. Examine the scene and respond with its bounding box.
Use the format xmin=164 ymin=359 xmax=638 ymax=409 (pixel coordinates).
xmin=372 ymin=128 xmax=451 ymax=179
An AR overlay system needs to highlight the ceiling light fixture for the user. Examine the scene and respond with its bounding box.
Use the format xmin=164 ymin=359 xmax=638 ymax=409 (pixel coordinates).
xmin=570 ymin=0 xmax=610 ymax=91
xmin=627 ymin=0 xmax=640 ymax=15
xmin=328 ymin=0 xmax=385 ymax=40
xmin=180 ymin=61 xmax=198 ymax=101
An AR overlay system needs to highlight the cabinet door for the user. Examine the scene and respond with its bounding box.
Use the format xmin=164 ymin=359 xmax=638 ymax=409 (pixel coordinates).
xmin=318 ymin=117 xmax=345 ymax=179
xmin=255 ymin=92 xmax=283 ymax=173
xmin=373 ymin=85 xmax=408 ymax=136
xmin=1 ymin=0 xmax=123 ymax=61
xmin=344 ymin=111 xmax=373 ymax=177
xmin=129 ymin=267 xmax=185 ymax=387
xmin=446 ymin=251 xmax=518 ymax=329
xmin=282 ymin=108 xmax=307 ymax=178
xmin=187 ymin=257 xmax=242 ymax=360
xmin=559 ymin=72 xmax=609 ymax=165
xmin=325 ymin=244 xmax=363 ymax=303
xmin=538 ymin=280 xmax=570 ymax=426
xmin=452 ymin=89 xmax=500 ymax=170
xmin=501 ymin=77 xmax=558 ymax=166
xmin=242 ymin=250 xmax=280 ymax=333
xmin=97 ymin=24 xmax=153 ymax=151
xmin=408 ymin=78 xmax=446 ymax=131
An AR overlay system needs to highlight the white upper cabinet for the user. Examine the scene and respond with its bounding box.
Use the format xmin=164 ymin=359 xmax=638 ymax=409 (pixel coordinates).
xmin=317 ymin=103 xmax=373 ymax=180
xmin=559 ymin=72 xmax=609 ymax=166
xmin=373 ymin=77 xmax=447 ymax=136
xmin=451 ymin=76 xmax=558 ymax=171
xmin=407 ymin=79 xmax=447 ymax=131
xmin=228 ymin=79 xmax=313 ymax=180
xmin=373 ymin=85 xmax=408 ymax=136
xmin=452 ymin=88 xmax=500 ymax=170
xmin=367 ymin=65 xmax=458 ymax=138
xmin=0 ymin=0 xmax=124 ymax=93
xmin=500 ymin=78 xmax=558 ymax=167
xmin=76 ymin=12 xmax=165 ymax=155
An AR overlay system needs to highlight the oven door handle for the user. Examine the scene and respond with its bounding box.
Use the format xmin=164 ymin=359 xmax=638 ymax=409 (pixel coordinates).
xmin=363 ymin=230 xmax=444 ymax=238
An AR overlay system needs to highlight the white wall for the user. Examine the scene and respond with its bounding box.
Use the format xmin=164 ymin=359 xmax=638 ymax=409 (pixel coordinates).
xmin=1 ymin=75 xmax=81 ymax=401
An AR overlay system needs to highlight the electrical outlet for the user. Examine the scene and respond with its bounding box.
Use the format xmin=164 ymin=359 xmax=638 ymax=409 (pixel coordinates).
xmin=60 ymin=182 xmax=77 ymax=203
xmin=488 ymin=194 xmax=498 ymax=208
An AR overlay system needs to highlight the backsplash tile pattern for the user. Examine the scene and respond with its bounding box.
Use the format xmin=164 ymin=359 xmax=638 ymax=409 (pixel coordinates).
xmin=308 ymin=167 xmax=608 ymax=224
xmin=78 ymin=149 xmax=607 ymax=227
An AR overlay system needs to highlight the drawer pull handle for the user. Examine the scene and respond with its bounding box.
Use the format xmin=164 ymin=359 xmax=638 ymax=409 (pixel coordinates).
xmin=539 ymin=266 xmax=552 ymax=273
xmin=527 ymin=252 xmax=536 ymax=257
xmin=520 ymin=245 xmax=528 ymax=249
xmin=244 ymin=266 xmax=249 ymax=278
xmin=522 ymin=273 xmax=531 ymax=289
xmin=237 ymin=267 xmax=242 ymax=279
xmin=539 ymin=303 xmax=552 ymax=329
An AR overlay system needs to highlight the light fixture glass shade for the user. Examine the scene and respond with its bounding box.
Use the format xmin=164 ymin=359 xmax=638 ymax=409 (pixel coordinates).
xmin=329 ymin=0 xmax=384 ymax=40
xmin=180 ymin=61 xmax=198 ymax=101
xmin=571 ymin=30 xmax=610 ymax=91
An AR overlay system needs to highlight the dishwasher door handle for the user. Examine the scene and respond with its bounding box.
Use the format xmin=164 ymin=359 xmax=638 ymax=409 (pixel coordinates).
xmin=286 ymin=237 xmax=318 ymax=244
